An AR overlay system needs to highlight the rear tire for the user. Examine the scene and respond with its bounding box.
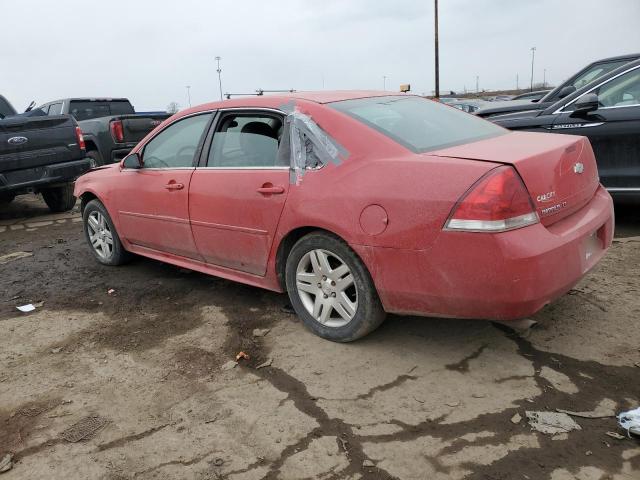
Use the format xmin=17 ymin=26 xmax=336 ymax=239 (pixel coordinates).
xmin=87 ymin=150 xmax=104 ymax=168
xmin=285 ymin=231 xmax=386 ymax=342
xmin=82 ymin=199 xmax=130 ymax=266
xmin=42 ymin=184 xmax=76 ymax=212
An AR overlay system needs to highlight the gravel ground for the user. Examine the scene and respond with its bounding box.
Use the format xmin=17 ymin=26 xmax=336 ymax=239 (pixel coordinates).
xmin=1 ymin=194 xmax=639 ymax=480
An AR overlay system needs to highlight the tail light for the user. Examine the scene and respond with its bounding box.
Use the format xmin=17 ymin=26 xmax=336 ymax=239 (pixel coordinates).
xmin=110 ymin=120 xmax=124 ymax=143
xmin=445 ymin=166 xmax=539 ymax=232
xmin=75 ymin=127 xmax=86 ymax=150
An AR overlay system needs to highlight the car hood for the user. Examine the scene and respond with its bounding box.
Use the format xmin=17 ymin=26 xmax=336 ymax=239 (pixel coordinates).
xmin=475 ymin=99 xmax=544 ymax=117
xmin=488 ymin=109 xmax=543 ymax=122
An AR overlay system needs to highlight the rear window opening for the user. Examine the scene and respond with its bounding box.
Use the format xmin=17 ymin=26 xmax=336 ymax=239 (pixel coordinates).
xmin=330 ymin=96 xmax=506 ymax=153
xmin=69 ymin=100 xmax=135 ymax=121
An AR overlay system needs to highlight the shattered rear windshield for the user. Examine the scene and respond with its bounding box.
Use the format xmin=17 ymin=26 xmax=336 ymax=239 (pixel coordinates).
xmin=329 ymin=96 xmax=506 ymax=153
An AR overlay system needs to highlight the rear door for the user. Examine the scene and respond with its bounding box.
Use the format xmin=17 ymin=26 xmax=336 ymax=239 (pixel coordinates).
xmin=189 ymin=110 xmax=290 ymax=275
xmin=549 ymin=64 xmax=640 ymax=191
xmin=115 ymin=112 xmax=213 ymax=259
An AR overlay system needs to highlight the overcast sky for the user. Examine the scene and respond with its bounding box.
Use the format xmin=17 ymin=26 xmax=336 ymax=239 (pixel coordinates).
xmin=2 ymin=0 xmax=639 ymax=112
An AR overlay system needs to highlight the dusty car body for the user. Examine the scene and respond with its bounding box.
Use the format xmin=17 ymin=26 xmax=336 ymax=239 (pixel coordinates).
xmin=75 ymin=91 xmax=614 ymax=341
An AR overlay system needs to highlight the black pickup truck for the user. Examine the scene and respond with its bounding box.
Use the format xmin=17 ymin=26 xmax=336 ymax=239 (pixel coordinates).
xmin=1 ymin=95 xmax=90 ymax=211
xmin=38 ymin=98 xmax=170 ymax=166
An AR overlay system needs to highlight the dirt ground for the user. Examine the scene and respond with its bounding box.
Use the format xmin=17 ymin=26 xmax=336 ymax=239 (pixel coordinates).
xmin=1 ymin=194 xmax=639 ymax=480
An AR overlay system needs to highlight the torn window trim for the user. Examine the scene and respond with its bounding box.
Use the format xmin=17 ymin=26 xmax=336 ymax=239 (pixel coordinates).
xmin=278 ymin=100 xmax=350 ymax=184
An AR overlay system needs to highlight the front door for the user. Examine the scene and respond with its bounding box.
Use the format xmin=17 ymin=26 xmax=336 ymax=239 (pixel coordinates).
xmin=551 ymin=65 xmax=640 ymax=191
xmin=189 ymin=111 xmax=290 ymax=275
xmin=116 ymin=113 xmax=213 ymax=259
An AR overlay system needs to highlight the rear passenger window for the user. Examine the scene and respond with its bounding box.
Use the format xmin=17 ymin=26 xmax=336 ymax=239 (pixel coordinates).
xmin=48 ymin=103 xmax=63 ymax=115
xmin=207 ymin=113 xmax=286 ymax=168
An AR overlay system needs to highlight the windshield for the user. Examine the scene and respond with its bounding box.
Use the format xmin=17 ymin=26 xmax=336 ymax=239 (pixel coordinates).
xmin=69 ymin=100 xmax=134 ymax=121
xmin=0 ymin=96 xmax=17 ymax=119
xmin=330 ymin=96 xmax=505 ymax=153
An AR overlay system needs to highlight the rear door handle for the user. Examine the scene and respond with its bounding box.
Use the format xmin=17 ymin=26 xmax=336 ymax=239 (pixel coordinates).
xmin=164 ymin=182 xmax=184 ymax=191
xmin=257 ymin=185 xmax=285 ymax=195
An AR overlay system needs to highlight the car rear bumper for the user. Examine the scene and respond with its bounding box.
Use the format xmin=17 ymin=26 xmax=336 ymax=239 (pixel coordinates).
xmin=353 ymin=185 xmax=614 ymax=320
xmin=0 ymin=158 xmax=92 ymax=193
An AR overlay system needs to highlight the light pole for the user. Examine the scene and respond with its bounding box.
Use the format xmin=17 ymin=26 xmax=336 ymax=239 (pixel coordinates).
xmin=434 ymin=0 xmax=440 ymax=99
xmin=476 ymin=75 xmax=479 ymax=93
xmin=185 ymin=85 xmax=191 ymax=107
xmin=530 ymin=47 xmax=536 ymax=91
xmin=383 ymin=75 xmax=387 ymax=90
xmin=215 ymin=56 xmax=223 ymax=101
xmin=543 ymin=68 xmax=547 ymax=88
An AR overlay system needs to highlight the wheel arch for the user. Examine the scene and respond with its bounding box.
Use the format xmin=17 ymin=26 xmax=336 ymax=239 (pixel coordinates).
xmin=274 ymin=226 xmax=368 ymax=292
xmin=79 ymin=191 xmax=99 ymax=213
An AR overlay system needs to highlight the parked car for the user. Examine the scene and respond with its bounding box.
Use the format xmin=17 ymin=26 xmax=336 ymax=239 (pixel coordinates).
xmin=512 ymin=90 xmax=551 ymax=101
xmin=1 ymin=95 xmax=90 ymax=210
xmin=38 ymin=98 xmax=170 ymax=167
xmin=490 ymin=59 xmax=640 ymax=198
xmin=75 ymin=91 xmax=613 ymax=342
xmin=476 ymin=53 xmax=640 ymax=118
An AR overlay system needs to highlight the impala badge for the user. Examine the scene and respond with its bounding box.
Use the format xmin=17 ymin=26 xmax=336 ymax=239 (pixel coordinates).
xmin=8 ymin=136 xmax=28 ymax=145
xmin=573 ymin=162 xmax=584 ymax=174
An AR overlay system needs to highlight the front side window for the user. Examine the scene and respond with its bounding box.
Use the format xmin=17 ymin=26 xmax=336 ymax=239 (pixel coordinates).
xmin=571 ymin=60 xmax=629 ymax=90
xmin=207 ymin=113 xmax=286 ymax=167
xmin=595 ymin=67 xmax=640 ymax=108
xmin=330 ymin=96 xmax=505 ymax=153
xmin=142 ymin=114 xmax=212 ymax=168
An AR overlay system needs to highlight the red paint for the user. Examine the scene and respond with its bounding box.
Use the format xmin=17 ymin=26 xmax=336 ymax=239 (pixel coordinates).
xmin=75 ymin=92 xmax=614 ymax=322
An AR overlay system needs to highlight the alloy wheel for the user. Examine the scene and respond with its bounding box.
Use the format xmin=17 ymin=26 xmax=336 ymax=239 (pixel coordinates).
xmin=295 ymin=249 xmax=358 ymax=328
xmin=87 ymin=211 xmax=114 ymax=260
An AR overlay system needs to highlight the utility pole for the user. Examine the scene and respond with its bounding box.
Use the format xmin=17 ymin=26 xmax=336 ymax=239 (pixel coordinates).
xmin=215 ymin=56 xmax=223 ymax=101
xmin=476 ymin=75 xmax=479 ymax=93
xmin=530 ymin=47 xmax=536 ymax=91
xmin=543 ymin=68 xmax=547 ymax=88
xmin=185 ymin=85 xmax=191 ymax=107
xmin=516 ymin=74 xmax=519 ymax=90
xmin=383 ymin=75 xmax=387 ymax=90
xmin=434 ymin=0 xmax=440 ymax=99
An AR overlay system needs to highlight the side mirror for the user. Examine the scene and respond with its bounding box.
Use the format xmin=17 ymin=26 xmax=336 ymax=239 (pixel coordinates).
xmin=122 ymin=152 xmax=142 ymax=169
xmin=570 ymin=93 xmax=599 ymax=117
xmin=558 ymin=85 xmax=576 ymax=99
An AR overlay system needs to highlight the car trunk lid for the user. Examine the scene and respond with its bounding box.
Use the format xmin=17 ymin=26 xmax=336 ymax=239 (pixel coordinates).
xmin=429 ymin=131 xmax=600 ymax=226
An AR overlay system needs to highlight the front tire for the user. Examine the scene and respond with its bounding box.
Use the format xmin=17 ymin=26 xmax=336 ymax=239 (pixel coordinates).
xmin=285 ymin=231 xmax=386 ymax=342
xmin=42 ymin=184 xmax=76 ymax=212
xmin=82 ymin=199 xmax=130 ymax=266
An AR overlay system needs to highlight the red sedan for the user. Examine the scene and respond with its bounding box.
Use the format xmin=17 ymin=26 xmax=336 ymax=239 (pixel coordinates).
xmin=74 ymin=92 xmax=614 ymax=342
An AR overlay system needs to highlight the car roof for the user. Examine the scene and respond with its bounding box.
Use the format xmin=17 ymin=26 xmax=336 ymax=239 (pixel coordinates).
xmin=181 ymin=91 xmax=414 ymax=114
xmin=44 ymin=98 xmax=131 ymax=103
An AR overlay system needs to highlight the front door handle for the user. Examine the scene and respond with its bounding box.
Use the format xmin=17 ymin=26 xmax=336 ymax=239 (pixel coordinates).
xmin=257 ymin=185 xmax=285 ymax=195
xmin=164 ymin=182 xmax=184 ymax=191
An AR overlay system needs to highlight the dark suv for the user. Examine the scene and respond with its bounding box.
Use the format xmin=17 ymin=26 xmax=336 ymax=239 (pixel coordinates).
xmin=476 ymin=53 xmax=640 ymax=118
